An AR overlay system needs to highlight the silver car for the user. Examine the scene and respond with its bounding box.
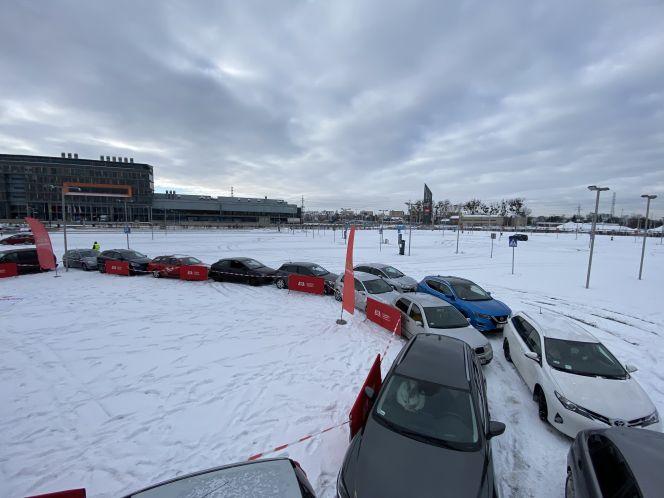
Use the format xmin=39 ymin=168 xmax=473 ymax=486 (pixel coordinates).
xmin=353 ymin=263 xmax=418 ymax=292
xmin=393 ymin=293 xmax=493 ymax=364
xmin=334 ymin=271 xmax=401 ymax=312
xmin=63 ymin=249 xmax=99 ymax=270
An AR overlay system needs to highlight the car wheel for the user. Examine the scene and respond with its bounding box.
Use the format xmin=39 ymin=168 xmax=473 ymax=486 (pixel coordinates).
xmin=565 ymin=471 xmax=574 ymax=498
xmin=152 ymin=270 xmax=161 ymax=278
xmin=503 ymin=339 xmax=512 ymax=363
xmin=99 ymin=264 xmax=105 ymax=273
xmin=334 ymin=289 xmax=342 ymax=301
xmin=275 ymin=278 xmax=286 ymax=289
xmin=536 ymin=388 xmax=548 ymax=422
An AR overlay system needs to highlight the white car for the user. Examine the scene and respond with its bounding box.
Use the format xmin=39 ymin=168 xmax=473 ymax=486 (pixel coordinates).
xmin=333 ymin=271 xmax=401 ymax=312
xmin=393 ymin=293 xmax=493 ymax=364
xmin=503 ymin=311 xmax=661 ymax=438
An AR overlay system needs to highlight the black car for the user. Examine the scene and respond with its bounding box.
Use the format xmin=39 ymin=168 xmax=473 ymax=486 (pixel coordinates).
xmin=274 ymin=262 xmax=339 ymax=294
xmin=209 ymin=257 xmax=277 ymax=285
xmin=0 ymin=248 xmax=55 ymax=275
xmin=512 ymin=233 xmax=528 ymax=241
xmin=566 ymin=428 xmax=664 ymax=498
xmin=97 ymin=249 xmax=151 ymax=274
xmin=338 ymin=334 xmax=505 ymax=498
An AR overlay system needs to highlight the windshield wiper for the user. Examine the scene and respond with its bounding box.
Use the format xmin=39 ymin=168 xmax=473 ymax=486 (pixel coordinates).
xmin=377 ymin=416 xmax=465 ymax=451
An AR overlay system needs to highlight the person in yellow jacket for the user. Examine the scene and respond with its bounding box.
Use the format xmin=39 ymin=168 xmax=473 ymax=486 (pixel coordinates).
xmin=92 ymin=241 xmax=100 ymax=251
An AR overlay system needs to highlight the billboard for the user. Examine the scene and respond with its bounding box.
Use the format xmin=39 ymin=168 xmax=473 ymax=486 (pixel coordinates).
xmin=423 ymin=184 xmax=433 ymax=224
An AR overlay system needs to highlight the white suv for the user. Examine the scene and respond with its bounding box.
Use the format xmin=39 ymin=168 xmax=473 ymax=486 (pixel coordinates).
xmin=503 ymin=311 xmax=661 ymax=438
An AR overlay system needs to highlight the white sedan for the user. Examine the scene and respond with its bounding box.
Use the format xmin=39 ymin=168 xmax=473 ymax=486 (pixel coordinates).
xmin=503 ymin=311 xmax=661 ymax=438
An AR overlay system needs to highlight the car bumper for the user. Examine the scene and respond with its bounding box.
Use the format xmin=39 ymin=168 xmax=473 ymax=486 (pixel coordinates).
xmin=473 ymin=317 xmax=509 ymax=332
xmin=548 ymin=398 xmax=663 ymax=438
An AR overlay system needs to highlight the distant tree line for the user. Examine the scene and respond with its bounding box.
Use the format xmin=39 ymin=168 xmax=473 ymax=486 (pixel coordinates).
xmin=406 ymin=197 xmax=531 ymax=223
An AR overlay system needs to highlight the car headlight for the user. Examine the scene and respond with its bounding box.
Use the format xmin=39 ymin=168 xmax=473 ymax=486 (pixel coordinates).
xmin=477 ymin=313 xmax=492 ymax=320
xmin=642 ymin=410 xmax=660 ymax=427
xmin=555 ymin=391 xmax=595 ymax=420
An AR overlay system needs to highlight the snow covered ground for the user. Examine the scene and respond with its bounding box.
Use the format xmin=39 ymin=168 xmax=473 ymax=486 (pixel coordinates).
xmin=2 ymin=227 xmax=663 ymax=497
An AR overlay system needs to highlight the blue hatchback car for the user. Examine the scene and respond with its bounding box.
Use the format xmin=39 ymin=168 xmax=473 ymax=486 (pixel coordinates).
xmin=417 ymin=276 xmax=511 ymax=332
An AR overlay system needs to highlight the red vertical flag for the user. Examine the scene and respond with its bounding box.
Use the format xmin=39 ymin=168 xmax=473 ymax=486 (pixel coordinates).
xmin=342 ymin=226 xmax=356 ymax=314
xmin=24 ymin=217 xmax=56 ymax=270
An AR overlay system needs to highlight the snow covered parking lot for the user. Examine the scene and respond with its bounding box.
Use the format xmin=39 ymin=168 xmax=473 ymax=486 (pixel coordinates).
xmin=2 ymin=228 xmax=663 ymax=497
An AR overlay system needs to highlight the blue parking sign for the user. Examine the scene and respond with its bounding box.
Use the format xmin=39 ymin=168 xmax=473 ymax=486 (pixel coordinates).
xmin=124 ymin=225 xmax=131 ymax=234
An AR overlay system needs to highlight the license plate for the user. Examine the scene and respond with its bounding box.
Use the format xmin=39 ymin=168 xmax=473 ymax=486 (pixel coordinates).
xmin=496 ymin=323 xmax=504 ymax=329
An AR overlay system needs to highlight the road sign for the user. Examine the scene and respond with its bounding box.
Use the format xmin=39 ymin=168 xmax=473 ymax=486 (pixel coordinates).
xmin=509 ymin=236 xmax=517 ymax=247
xmin=491 ymin=233 xmax=496 ymax=239
xmin=124 ymin=225 xmax=131 ymax=234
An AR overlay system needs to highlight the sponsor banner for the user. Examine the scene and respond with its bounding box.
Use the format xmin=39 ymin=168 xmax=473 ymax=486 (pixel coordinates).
xmin=179 ymin=265 xmax=209 ymax=281
xmin=26 ymin=489 xmax=86 ymax=498
xmin=105 ymin=260 xmax=130 ymax=276
xmin=24 ymin=217 xmax=56 ymax=270
xmin=349 ymin=354 xmax=382 ymax=439
xmin=287 ymin=274 xmax=325 ymax=295
xmin=366 ymin=298 xmax=402 ymax=336
xmin=0 ymin=263 xmax=19 ymax=278
xmin=342 ymin=226 xmax=356 ymax=314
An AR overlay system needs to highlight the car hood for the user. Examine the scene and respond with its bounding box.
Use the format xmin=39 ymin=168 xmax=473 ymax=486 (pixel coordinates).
xmin=549 ymin=368 xmax=656 ymax=421
xmin=463 ymin=298 xmax=511 ymax=316
xmin=368 ymin=290 xmax=401 ymax=305
xmin=427 ymin=325 xmax=490 ymax=349
xmin=349 ymin=419 xmax=487 ymax=498
xmin=82 ymin=256 xmax=99 ymax=264
xmin=127 ymin=257 xmax=151 ymax=264
xmin=386 ymin=275 xmax=418 ymax=288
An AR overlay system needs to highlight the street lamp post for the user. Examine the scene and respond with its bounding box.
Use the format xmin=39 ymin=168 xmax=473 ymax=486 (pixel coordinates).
xmin=585 ymin=185 xmax=609 ymax=289
xmin=638 ymin=194 xmax=657 ymax=280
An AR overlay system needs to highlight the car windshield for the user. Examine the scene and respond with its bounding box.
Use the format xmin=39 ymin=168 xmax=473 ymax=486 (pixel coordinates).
xmin=423 ymin=307 xmax=469 ymax=329
xmin=309 ymin=264 xmax=328 ymax=276
xmin=180 ymin=257 xmax=202 ymax=265
xmin=364 ymin=278 xmax=394 ymax=294
xmin=382 ymin=266 xmax=404 ymax=278
xmin=122 ymin=251 xmax=147 ymax=259
xmin=243 ymin=259 xmax=264 ymax=269
xmin=79 ymin=250 xmax=98 ymax=257
xmin=449 ymin=280 xmax=491 ymax=301
xmin=544 ymin=338 xmax=627 ymax=379
xmin=374 ymin=374 xmax=479 ymax=451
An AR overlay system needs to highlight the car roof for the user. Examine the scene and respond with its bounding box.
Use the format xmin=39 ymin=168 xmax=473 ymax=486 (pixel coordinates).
xmin=520 ymin=311 xmax=597 ymax=342
xmin=357 ymin=263 xmax=392 ymax=269
xmin=395 ymin=334 xmax=470 ymax=389
xmin=596 ymin=428 xmax=664 ymax=497
xmin=0 ymin=248 xmax=36 ymax=254
xmin=285 ymin=262 xmax=319 ymax=267
xmin=354 ymin=271 xmax=382 ymax=281
xmin=398 ymin=293 xmax=453 ymax=307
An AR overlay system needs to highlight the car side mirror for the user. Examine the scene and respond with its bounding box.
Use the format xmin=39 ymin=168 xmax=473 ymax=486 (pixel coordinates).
xmin=364 ymin=386 xmax=375 ymax=400
xmin=625 ymin=364 xmax=638 ymax=373
xmin=487 ymin=421 xmax=506 ymax=439
xmin=524 ymin=351 xmax=540 ymax=362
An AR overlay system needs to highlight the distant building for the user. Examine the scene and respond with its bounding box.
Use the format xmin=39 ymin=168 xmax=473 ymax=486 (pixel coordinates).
xmin=449 ymin=214 xmax=506 ymax=227
xmin=389 ymin=210 xmax=405 ymax=217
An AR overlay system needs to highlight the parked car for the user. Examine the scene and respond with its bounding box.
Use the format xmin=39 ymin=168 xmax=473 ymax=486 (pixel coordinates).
xmin=333 ymin=271 xmax=401 ymax=311
xmin=0 ymin=233 xmax=34 ymax=245
xmin=354 ymin=263 xmax=418 ymax=292
xmin=97 ymin=249 xmax=151 ymax=274
xmin=503 ymin=311 xmax=660 ymax=438
xmin=209 ymin=257 xmax=277 ymax=285
xmin=62 ymin=249 xmax=99 ymax=270
xmin=274 ymin=262 xmax=339 ymax=294
xmin=0 ymin=248 xmax=55 ymax=274
xmin=512 ymin=233 xmax=528 ymax=241
xmin=417 ymin=276 xmax=511 ymax=332
xmin=148 ymin=254 xmax=206 ymax=278
xmin=566 ymin=427 xmax=664 ymax=498
xmin=393 ymin=293 xmax=493 ymax=364
xmin=337 ymin=334 xmax=505 ymax=498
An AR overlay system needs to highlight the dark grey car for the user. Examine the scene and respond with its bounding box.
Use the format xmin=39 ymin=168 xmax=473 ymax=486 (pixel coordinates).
xmin=566 ymin=427 xmax=664 ymax=498
xmin=63 ymin=249 xmax=99 ymax=270
xmin=97 ymin=249 xmax=151 ymax=274
xmin=338 ymin=334 xmax=505 ymax=498
xmin=274 ymin=262 xmax=339 ymax=294
xmin=354 ymin=263 xmax=418 ymax=292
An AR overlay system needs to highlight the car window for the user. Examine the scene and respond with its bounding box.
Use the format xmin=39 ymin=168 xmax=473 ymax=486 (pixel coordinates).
xmin=409 ymin=304 xmax=423 ymax=323
xmin=588 ymin=434 xmax=640 ymax=498
xmin=526 ymin=329 xmax=542 ymax=356
xmin=18 ymin=251 xmax=37 ymax=263
xmin=298 ymin=266 xmax=312 ymax=276
xmin=438 ymin=283 xmax=454 ymax=296
xmin=180 ymin=257 xmax=202 ymax=265
xmin=1 ymin=252 xmax=18 ymax=263
xmin=364 ymin=278 xmax=393 ymax=294
xmin=354 ymin=278 xmax=364 ymax=291
xmin=449 ymin=279 xmax=491 ymax=301
xmin=511 ymin=317 xmax=530 ymax=344
xmin=395 ymin=298 xmax=411 ymax=313
xmin=153 ymin=256 xmax=164 ymax=263
xmin=423 ymin=306 xmax=468 ymax=329
xmin=426 ymin=279 xmax=442 ymax=292
xmin=374 ymin=374 xmax=480 ymax=450
xmin=79 ymin=250 xmax=97 ymax=257
xmin=231 ymin=260 xmax=245 ymax=269
xmin=216 ymin=260 xmax=231 ymax=269
xmin=309 ymin=264 xmax=328 ymax=276
xmin=244 ymin=259 xmax=264 ymax=269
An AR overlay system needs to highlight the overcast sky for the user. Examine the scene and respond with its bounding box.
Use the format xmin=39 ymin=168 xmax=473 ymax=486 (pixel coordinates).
xmin=1 ymin=1 xmax=663 ymax=216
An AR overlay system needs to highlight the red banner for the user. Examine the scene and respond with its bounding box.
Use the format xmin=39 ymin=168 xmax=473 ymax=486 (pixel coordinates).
xmin=366 ymin=298 xmax=402 ymax=336
xmin=27 ymin=489 xmax=86 ymax=498
xmin=0 ymin=263 xmax=19 ymax=278
xmin=342 ymin=226 xmax=356 ymax=314
xmin=105 ymin=260 xmax=130 ymax=275
xmin=349 ymin=354 xmax=382 ymax=439
xmin=24 ymin=217 xmax=56 ymax=270
xmin=179 ymin=265 xmax=209 ymax=281
xmin=288 ymin=274 xmax=325 ymax=295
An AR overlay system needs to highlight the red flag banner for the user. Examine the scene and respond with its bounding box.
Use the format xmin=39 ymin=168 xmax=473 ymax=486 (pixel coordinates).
xmin=0 ymin=263 xmax=19 ymax=278
xmin=366 ymin=298 xmax=402 ymax=336
xmin=24 ymin=217 xmax=56 ymax=270
xmin=342 ymin=226 xmax=356 ymax=314
xmin=26 ymin=489 xmax=86 ymax=498
xmin=349 ymin=354 xmax=382 ymax=439
xmin=105 ymin=260 xmax=130 ymax=276
xmin=288 ymin=274 xmax=325 ymax=295
xmin=179 ymin=265 xmax=209 ymax=281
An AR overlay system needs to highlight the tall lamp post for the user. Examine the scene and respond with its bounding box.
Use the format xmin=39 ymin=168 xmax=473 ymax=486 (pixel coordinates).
xmin=638 ymin=194 xmax=657 ymax=280
xmin=585 ymin=185 xmax=609 ymax=289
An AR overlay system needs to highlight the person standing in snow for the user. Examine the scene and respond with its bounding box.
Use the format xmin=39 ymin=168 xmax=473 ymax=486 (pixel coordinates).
xmin=92 ymin=241 xmax=100 ymax=251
